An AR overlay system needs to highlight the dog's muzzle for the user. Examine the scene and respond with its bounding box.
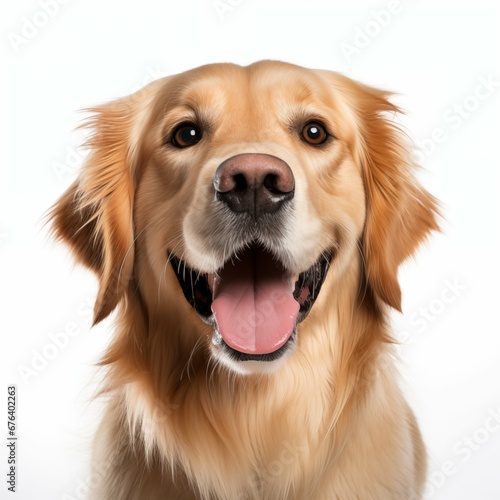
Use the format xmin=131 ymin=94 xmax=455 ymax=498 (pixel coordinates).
xmin=169 ymin=153 xmax=332 ymax=364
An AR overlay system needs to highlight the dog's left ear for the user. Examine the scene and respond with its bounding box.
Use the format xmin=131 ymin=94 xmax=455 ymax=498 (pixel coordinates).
xmin=344 ymin=80 xmax=440 ymax=310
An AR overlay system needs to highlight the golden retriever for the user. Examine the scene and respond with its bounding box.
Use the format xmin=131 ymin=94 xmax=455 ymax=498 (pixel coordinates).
xmin=50 ymin=60 xmax=439 ymax=499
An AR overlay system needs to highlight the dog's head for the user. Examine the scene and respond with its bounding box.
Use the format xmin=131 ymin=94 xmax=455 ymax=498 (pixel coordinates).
xmin=50 ymin=61 xmax=438 ymax=374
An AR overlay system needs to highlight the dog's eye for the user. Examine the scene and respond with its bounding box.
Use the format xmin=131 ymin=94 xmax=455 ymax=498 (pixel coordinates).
xmin=171 ymin=123 xmax=202 ymax=148
xmin=301 ymin=122 xmax=328 ymax=145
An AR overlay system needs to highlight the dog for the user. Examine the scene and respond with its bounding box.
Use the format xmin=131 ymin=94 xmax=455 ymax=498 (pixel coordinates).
xmin=50 ymin=60 xmax=439 ymax=499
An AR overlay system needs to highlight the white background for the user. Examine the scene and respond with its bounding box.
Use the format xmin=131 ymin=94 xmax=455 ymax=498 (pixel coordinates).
xmin=1 ymin=1 xmax=499 ymax=499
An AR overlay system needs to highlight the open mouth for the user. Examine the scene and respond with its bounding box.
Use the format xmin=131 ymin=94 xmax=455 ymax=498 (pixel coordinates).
xmin=169 ymin=245 xmax=333 ymax=362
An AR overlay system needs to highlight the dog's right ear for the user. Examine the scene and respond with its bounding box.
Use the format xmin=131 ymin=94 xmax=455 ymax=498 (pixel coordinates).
xmin=50 ymin=181 xmax=104 ymax=273
xmin=49 ymin=96 xmax=140 ymax=325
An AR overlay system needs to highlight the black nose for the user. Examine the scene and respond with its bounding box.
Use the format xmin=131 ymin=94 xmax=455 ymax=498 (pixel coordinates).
xmin=213 ymin=154 xmax=295 ymax=218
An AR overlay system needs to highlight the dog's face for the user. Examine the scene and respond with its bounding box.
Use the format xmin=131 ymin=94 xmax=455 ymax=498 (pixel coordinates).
xmin=136 ymin=62 xmax=367 ymax=373
xmin=51 ymin=61 xmax=438 ymax=375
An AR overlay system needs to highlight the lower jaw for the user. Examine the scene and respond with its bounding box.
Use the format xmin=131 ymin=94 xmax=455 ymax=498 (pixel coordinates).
xmin=212 ymin=328 xmax=296 ymax=363
xmin=210 ymin=341 xmax=295 ymax=376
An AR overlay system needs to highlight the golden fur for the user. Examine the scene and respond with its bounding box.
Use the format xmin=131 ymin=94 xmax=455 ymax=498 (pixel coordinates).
xmin=50 ymin=61 xmax=439 ymax=499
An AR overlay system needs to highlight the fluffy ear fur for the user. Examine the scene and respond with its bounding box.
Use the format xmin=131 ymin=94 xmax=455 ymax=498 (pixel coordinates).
xmin=347 ymin=81 xmax=440 ymax=310
xmin=49 ymin=98 xmax=137 ymax=324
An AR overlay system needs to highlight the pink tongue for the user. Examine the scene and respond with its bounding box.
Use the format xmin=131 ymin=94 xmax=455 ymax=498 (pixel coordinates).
xmin=211 ymin=248 xmax=299 ymax=355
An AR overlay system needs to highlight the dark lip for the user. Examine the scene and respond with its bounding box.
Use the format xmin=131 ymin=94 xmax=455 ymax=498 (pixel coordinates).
xmin=168 ymin=245 xmax=334 ymax=360
xmin=212 ymin=330 xmax=296 ymax=363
